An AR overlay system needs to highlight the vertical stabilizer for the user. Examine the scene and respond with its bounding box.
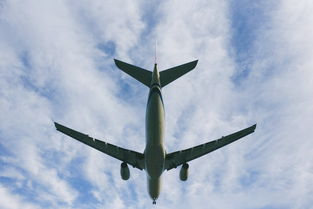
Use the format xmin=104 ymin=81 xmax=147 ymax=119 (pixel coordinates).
xmin=154 ymin=40 xmax=158 ymax=65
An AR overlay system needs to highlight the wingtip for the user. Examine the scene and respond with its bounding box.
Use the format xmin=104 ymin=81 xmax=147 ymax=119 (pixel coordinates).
xmin=54 ymin=122 xmax=62 ymax=130
xmin=113 ymin=58 xmax=123 ymax=69
xmin=252 ymin=123 xmax=257 ymax=131
xmin=192 ymin=60 xmax=199 ymax=68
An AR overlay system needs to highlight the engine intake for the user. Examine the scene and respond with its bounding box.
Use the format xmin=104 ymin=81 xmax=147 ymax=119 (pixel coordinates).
xmin=179 ymin=163 xmax=189 ymax=181
xmin=120 ymin=162 xmax=130 ymax=180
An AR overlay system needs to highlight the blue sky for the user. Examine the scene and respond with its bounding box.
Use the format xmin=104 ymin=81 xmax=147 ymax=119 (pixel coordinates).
xmin=1 ymin=0 xmax=313 ymax=208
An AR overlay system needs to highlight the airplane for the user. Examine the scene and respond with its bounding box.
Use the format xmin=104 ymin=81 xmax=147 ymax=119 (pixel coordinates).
xmin=54 ymin=58 xmax=256 ymax=204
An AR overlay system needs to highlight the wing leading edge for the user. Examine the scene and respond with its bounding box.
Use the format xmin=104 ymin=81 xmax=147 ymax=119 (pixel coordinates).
xmin=164 ymin=124 xmax=256 ymax=170
xmin=54 ymin=122 xmax=145 ymax=170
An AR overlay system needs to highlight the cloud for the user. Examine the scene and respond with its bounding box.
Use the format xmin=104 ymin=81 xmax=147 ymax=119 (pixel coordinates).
xmin=0 ymin=185 xmax=40 ymax=209
xmin=1 ymin=0 xmax=313 ymax=208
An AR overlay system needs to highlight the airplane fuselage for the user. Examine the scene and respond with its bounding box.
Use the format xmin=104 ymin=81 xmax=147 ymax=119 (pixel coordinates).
xmin=144 ymin=64 xmax=165 ymax=202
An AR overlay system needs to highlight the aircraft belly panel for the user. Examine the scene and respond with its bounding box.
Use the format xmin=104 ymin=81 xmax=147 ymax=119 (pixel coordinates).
xmin=147 ymin=176 xmax=161 ymax=200
xmin=145 ymin=90 xmax=165 ymax=145
xmin=145 ymin=87 xmax=165 ymax=183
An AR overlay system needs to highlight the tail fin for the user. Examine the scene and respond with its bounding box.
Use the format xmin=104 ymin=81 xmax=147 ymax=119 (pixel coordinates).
xmin=160 ymin=60 xmax=198 ymax=87
xmin=114 ymin=59 xmax=152 ymax=87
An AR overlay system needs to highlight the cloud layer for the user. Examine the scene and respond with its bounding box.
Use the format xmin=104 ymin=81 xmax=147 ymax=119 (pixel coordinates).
xmin=1 ymin=0 xmax=313 ymax=208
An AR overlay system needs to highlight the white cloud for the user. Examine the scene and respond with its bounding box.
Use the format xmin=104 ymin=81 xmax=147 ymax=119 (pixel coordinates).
xmin=0 ymin=185 xmax=40 ymax=209
xmin=1 ymin=0 xmax=313 ymax=208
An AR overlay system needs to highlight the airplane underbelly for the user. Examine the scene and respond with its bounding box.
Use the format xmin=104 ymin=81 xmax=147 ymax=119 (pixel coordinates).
xmin=146 ymin=92 xmax=165 ymax=144
xmin=145 ymin=85 xmax=165 ymax=201
xmin=145 ymin=90 xmax=165 ymax=173
xmin=147 ymin=176 xmax=161 ymax=200
xmin=145 ymin=145 xmax=165 ymax=178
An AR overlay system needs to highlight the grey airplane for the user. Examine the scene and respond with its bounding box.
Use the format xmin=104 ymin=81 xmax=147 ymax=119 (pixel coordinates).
xmin=54 ymin=59 xmax=256 ymax=204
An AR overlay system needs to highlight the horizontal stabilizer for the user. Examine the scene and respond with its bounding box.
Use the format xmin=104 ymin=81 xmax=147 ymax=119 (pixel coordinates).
xmin=114 ymin=59 xmax=152 ymax=87
xmin=160 ymin=60 xmax=198 ymax=87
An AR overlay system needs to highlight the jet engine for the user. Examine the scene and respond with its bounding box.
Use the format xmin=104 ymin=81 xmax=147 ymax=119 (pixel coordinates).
xmin=179 ymin=163 xmax=189 ymax=181
xmin=120 ymin=162 xmax=130 ymax=180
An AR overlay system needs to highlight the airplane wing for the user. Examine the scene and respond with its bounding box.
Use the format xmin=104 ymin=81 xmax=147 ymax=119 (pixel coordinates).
xmin=54 ymin=122 xmax=145 ymax=170
xmin=164 ymin=124 xmax=256 ymax=170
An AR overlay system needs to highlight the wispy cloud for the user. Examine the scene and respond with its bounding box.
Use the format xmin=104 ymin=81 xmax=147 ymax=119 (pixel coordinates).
xmin=1 ymin=0 xmax=313 ymax=208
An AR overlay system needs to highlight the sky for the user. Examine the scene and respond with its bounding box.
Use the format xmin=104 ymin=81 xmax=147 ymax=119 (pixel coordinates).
xmin=1 ymin=0 xmax=313 ymax=208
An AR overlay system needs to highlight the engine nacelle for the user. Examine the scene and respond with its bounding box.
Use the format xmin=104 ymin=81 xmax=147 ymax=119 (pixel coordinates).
xmin=120 ymin=162 xmax=130 ymax=180
xmin=179 ymin=163 xmax=189 ymax=181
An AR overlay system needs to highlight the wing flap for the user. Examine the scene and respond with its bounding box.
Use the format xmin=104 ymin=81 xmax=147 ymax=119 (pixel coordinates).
xmin=54 ymin=122 xmax=144 ymax=170
xmin=165 ymin=124 xmax=256 ymax=170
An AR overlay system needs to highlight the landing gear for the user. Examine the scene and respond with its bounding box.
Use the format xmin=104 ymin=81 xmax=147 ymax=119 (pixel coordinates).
xmin=152 ymin=199 xmax=156 ymax=205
